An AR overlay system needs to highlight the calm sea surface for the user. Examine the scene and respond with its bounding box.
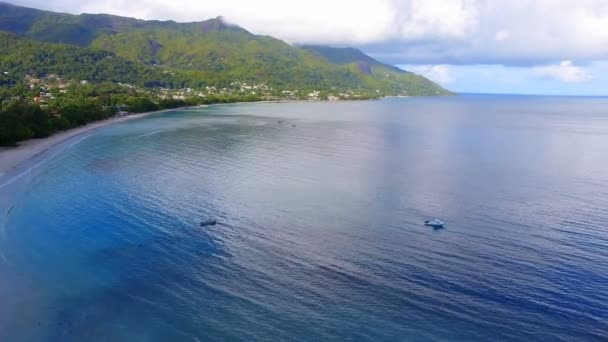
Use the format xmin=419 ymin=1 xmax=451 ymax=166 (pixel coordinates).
xmin=1 ymin=96 xmax=607 ymax=341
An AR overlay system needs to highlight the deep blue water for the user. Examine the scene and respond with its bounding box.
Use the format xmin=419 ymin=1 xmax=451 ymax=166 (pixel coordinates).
xmin=1 ymin=96 xmax=608 ymax=341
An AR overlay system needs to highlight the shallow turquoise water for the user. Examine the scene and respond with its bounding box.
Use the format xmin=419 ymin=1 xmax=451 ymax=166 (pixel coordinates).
xmin=1 ymin=96 xmax=608 ymax=341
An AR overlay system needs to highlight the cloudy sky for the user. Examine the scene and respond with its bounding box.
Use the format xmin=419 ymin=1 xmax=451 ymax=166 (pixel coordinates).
xmin=12 ymin=0 xmax=608 ymax=95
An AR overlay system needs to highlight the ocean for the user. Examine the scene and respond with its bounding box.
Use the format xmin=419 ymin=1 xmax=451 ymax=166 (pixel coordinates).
xmin=1 ymin=95 xmax=607 ymax=341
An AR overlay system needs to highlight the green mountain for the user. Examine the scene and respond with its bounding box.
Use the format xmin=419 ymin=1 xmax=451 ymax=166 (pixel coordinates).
xmin=0 ymin=2 xmax=449 ymax=95
xmin=0 ymin=31 xmax=174 ymax=86
xmin=301 ymin=45 xmax=404 ymax=73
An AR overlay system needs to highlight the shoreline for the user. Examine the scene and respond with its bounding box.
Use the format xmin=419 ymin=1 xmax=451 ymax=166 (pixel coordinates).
xmin=0 ymin=98 xmax=379 ymax=180
xmin=0 ymin=107 xmax=185 ymax=179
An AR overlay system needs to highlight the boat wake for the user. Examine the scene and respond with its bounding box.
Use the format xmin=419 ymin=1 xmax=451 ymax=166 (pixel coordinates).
xmin=135 ymin=130 xmax=165 ymax=139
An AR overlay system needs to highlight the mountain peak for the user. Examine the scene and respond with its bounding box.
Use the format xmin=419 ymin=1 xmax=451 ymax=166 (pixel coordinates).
xmin=199 ymin=16 xmax=248 ymax=34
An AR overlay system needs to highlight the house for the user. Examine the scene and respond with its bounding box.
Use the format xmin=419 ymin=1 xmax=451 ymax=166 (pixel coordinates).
xmin=40 ymin=92 xmax=54 ymax=100
xmin=308 ymin=91 xmax=321 ymax=100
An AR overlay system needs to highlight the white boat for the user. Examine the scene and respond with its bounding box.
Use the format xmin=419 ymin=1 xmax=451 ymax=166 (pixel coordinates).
xmin=424 ymin=218 xmax=444 ymax=228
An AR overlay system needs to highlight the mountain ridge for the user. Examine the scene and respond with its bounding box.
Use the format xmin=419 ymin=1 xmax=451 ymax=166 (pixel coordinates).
xmin=0 ymin=2 xmax=449 ymax=96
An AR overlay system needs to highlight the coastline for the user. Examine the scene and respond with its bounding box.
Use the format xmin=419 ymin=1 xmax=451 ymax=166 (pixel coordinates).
xmin=0 ymin=107 xmax=184 ymax=179
xmin=0 ymin=98 xmax=374 ymax=181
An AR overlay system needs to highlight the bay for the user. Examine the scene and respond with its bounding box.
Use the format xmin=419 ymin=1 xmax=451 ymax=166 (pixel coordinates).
xmin=1 ymin=95 xmax=607 ymax=341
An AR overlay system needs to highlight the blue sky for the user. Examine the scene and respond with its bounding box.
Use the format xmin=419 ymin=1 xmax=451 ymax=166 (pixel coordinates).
xmin=401 ymin=62 xmax=608 ymax=96
xmin=11 ymin=0 xmax=608 ymax=96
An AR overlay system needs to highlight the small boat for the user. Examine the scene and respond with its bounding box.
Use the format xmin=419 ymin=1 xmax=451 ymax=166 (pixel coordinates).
xmin=424 ymin=218 xmax=444 ymax=228
xmin=200 ymin=219 xmax=217 ymax=227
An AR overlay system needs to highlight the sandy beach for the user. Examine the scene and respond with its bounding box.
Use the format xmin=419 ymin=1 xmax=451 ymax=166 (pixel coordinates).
xmin=0 ymin=109 xmax=178 ymax=179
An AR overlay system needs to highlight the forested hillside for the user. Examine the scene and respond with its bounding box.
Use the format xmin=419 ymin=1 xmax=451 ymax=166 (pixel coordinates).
xmin=0 ymin=2 xmax=448 ymax=95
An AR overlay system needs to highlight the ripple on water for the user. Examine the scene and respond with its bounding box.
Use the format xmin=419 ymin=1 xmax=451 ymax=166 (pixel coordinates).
xmin=1 ymin=98 xmax=608 ymax=341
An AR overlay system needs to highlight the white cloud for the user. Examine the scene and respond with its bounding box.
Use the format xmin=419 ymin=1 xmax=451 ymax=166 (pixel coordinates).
xmin=17 ymin=0 xmax=480 ymax=45
xmin=494 ymin=30 xmax=510 ymax=41
xmin=15 ymin=0 xmax=397 ymax=43
xmin=403 ymin=64 xmax=453 ymax=85
xmin=534 ymin=61 xmax=592 ymax=83
xmin=10 ymin=0 xmax=608 ymax=65
xmin=392 ymin=0 xmax=479 ymax=41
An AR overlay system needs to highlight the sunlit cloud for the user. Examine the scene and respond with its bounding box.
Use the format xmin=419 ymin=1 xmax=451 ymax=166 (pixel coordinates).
xmin=534 ymin=61 xmax=592 ymax=83
xmin=494 ymin=30 xmax=510 ymax=41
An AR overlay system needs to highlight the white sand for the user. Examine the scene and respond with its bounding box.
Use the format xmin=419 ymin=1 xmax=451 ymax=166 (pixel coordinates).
xmin=0 ymin=109 xmax=175 ymax=178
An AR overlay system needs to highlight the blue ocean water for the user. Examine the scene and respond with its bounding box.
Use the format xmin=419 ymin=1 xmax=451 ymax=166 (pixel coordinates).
xmin=1 ymin=95 xmax=607 ymax=341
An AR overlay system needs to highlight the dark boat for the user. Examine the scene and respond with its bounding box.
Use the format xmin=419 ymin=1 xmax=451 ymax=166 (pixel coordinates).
xmin=200 ymin=219 xmax=217 ymax=227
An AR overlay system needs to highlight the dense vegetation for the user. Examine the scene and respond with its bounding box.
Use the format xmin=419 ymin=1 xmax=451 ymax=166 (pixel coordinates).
xmin=0 ymin=81 xmax=261 ymax=146
xmin=0 ymin=32 xmax=177 ymax=86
